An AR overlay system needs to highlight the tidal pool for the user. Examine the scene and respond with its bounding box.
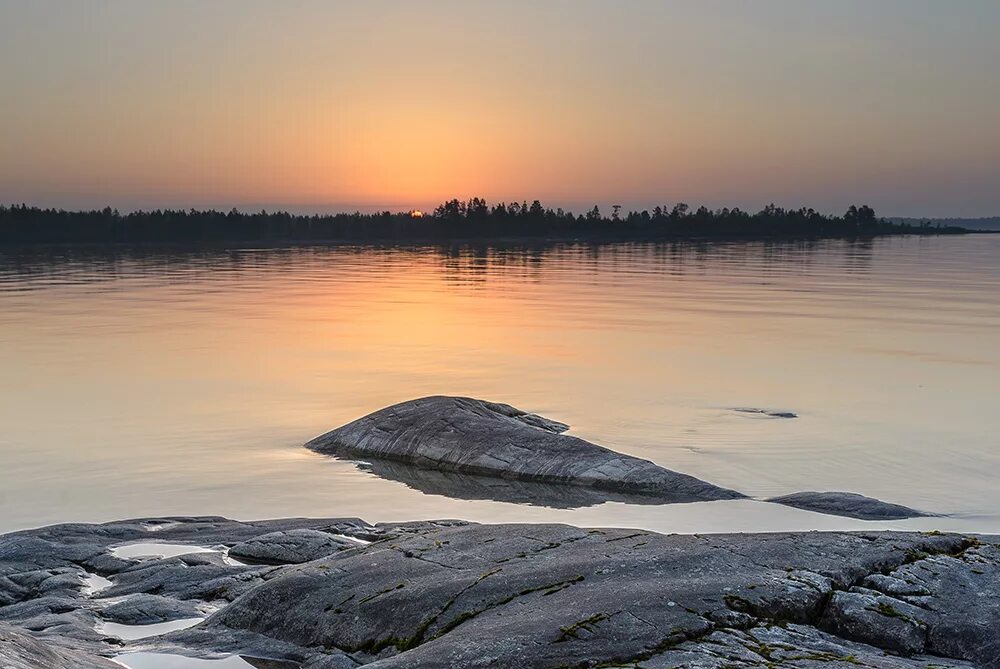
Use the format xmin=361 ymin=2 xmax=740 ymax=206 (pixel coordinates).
xmin=99 ymin=617 xmax=204 ymax=641
xmin=114 ymin=653 xmax=272 ymax=668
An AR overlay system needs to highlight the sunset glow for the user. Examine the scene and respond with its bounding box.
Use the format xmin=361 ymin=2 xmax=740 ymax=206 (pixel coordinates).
xmin=1 ymin=1 xmax=999 ymax=217
xmin=1 ymin=3 xmax=999 ymax=663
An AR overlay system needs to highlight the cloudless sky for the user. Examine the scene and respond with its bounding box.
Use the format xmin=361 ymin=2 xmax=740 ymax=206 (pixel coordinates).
xmin=1 ymin=0 xmax=998 ymax=217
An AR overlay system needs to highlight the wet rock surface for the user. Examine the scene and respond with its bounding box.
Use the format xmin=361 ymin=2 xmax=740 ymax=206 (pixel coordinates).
xmin=1 ymin=516 xmax=998 ymax=668
xmin=306 ymin=395 xmax=746 ymax=502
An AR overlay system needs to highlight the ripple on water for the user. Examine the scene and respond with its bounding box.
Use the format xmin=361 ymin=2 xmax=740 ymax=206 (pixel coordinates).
xmin=2 ymin=237 xmax=999 ymax=535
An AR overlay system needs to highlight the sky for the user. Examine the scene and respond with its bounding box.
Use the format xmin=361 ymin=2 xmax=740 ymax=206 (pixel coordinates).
xmin=1 ymin=0 xmax=998 ymax=217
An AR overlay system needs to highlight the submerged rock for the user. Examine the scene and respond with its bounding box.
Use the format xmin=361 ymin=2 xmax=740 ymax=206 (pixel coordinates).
xmin=729 ymin=407 xmax=799 ymax=418
xmin=306 ymin=396 xmax=744 ymax=502
xmin=767 ymin=490 xmax=930 ymax=520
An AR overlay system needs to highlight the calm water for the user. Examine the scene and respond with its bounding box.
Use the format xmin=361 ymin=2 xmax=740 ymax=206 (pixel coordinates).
xmin=1 ymin=236 xmax=998 ymax=535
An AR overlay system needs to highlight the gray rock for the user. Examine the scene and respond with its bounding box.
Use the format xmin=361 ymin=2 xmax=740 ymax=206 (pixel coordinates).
xmin=0 ymin=624 xmax=120 ymax=669
xmin=854 ymin=539 xmax=1000 ymax=665
xmin=309 ymin=397 xmax=927 ymax=519
xmin=638 ymin=624 xmax=974 ymax=668
xmin=100 ymin=555 xmax=276 ymax=603
xmin=99 ymin=593 xmax=203 ymax=624
xmin=820 ymin=590 xmax=929 ymax=654
xmin=301 ymin=654 xmax=365 ymax=669
xmin=208 ymin=523 xmax=992 ymax=668
xmin=729 ymin=407 xmax=798 ymax=419
xmin=230 ymin=529 xmax=360 ymax=565
xmin=767 ymin=490 xmax=929 ymax=520
xmin=2 ymin=517 xmax=997 ymax=669
xmin=861 ymin=572 xmax=931 ymax=598
xmin=306 ymin=396 xmax=744 ymax=502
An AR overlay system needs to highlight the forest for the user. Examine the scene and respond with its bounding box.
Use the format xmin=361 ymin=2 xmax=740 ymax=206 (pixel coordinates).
xmin=0 ymin=199 xmax=968 ymax=245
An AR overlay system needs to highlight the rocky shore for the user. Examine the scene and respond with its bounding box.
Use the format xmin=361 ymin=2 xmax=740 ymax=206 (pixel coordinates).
xmin=3 ymin=397 xmax=981 ymax=667
xmin=1 ymin=516 xmax=997 ymax=668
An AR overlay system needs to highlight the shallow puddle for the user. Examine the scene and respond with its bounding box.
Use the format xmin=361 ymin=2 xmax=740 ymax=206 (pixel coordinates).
xmin=81 ymin=571 xmax=113 ymax=595
xmin=111 ymin=542 xmax=249 ymax=567
xmin=112 ymin=543 xmax=217 ymax=560
xmin=98 ymin=617 xmax=204 ymax=640
xmin=113 ymin=653 xmax=263 ymax=668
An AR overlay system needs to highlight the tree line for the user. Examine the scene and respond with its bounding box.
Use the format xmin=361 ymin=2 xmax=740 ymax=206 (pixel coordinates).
xmin=0 ymin=199 xmax=967 ymax=245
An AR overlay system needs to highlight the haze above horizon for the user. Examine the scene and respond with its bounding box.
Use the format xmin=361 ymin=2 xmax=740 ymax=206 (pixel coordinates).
xmin=1 ymin=1 xmax=998 ymax=218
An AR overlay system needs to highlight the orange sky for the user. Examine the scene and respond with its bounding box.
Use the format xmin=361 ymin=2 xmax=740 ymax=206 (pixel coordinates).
xmin=1 ymin=1 xmax=999 ymax=217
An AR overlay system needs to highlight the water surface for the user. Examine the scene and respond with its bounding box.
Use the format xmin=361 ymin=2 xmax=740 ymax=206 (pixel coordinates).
xmin=1 ymin=236 xmax=997 ymax=534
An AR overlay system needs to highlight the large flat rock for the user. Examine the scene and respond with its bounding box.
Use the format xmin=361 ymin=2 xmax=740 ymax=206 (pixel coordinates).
xmin=306 ymin=396 xmax=744 ymax=502
xmin=210 ymin=524 xmax=997 ymax=668
xmin=1 ymin=517 xmax=996 ymax=668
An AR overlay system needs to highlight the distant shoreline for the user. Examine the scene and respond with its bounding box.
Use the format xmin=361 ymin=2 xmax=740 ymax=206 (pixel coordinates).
xmin=0 ymin=200 xmax=977 ymax=247
xmin=0 ymin=229 xmax=987 ymax=254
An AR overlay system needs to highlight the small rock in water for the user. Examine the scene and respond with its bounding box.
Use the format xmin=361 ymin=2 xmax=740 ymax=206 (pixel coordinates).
xmin=306 ymin=395 xmax=745 ymax=502
xmin=767 ymin=490 xmax=930 ymax=520
xmin=730 ymin=407 xmax=798 ymax=418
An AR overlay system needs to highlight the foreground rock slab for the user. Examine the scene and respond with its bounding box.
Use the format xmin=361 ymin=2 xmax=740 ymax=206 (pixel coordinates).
xmin=1 ymin=517 xmax=997 ymax=668
xmin=306 ymin=396 xmax=744 ymax=502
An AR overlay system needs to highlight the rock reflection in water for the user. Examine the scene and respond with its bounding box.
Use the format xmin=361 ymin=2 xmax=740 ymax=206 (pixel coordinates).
xmin=353 ymin=458 xmax=716 ymax=509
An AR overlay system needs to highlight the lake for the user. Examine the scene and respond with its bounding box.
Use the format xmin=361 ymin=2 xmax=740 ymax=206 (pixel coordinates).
xmin=1 ymin=235 xmax=997 ymax=535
